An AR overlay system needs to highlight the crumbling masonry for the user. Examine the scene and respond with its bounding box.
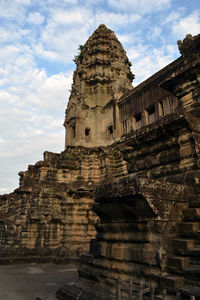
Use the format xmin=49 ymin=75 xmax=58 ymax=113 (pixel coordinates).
xmin=0 ymin=25 xmax=200 ymax=299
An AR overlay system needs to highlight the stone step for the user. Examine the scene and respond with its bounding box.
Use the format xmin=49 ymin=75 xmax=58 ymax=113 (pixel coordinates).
xmin=189 ymin=195 xmax=200 ymax=208
xmin=166 ymin=266 xmax=185 ymax=276
xmin=184 ymin=279 xmax=200 ymax=289
xmin=195 ymin=240 xmax=200 ymax=247
xmin=173 ymin=239 xmax=194 ymax=251
xmin=167 ymin=256 xmax=190 ymax=271
xmin=176 ymin=222 xmax=200 ymax=235
xmin=190 ymin=258 xmax=200 ymax=265
xmin=183 ymin=208 xmax=200 ymax=221
xmin=184 ymin=266 xmax=200 ymax=283
xmin=160 ymin=275 xmax=184 ymax=293
xmin=186 ymin=247 xmax=200 ymax=258
xmin=154 ymin=294 xmax=176 ymax=300
xmin=166 ymin=264 xmax=200 ymax=278
xmin=179 ymin=285 xmax=200 ymax=298
xmin=174 ymin=245 xmax=200 ymax=257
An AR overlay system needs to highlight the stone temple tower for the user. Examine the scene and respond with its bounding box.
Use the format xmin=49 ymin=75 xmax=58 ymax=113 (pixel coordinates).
xmin=64 ymin=24 xmax=134 ymax=147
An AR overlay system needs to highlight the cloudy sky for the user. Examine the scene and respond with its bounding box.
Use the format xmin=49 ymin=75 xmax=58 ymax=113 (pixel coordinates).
xmin=0 ymin=0 xmax=199 ymax=194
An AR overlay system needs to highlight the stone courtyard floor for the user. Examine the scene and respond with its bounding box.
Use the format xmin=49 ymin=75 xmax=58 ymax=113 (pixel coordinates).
xmin=0 ymin=262 xmax=78 ymax=300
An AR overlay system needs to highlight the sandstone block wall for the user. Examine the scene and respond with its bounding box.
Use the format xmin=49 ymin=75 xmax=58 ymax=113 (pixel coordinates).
xmin=0 ymin=146 xmax=127 ymax=262
xmin=57 ymin=33 xmax=200 ymax=299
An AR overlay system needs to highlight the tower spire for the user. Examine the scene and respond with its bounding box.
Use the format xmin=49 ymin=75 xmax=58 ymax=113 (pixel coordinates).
xmin=64 ymin=25 xmax=134 ymax=147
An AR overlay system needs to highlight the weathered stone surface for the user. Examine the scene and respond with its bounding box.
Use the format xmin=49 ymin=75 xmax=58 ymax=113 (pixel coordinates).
xmin=0 ymin=146 xmax=127 ymax=262
xmin=0 ymin=25 xmax=200 ymax=300
xmin=70 ymin=178 xmax=187 ymax=298
xmin=56 ymin=31 xmax=200 ymax=299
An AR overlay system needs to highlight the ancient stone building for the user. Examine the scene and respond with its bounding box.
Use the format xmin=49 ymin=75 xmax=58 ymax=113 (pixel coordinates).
xmin=57 ymin=31 xmax=200 ymax=299
xmin=0 ymin=25 xmax=200 ymax=299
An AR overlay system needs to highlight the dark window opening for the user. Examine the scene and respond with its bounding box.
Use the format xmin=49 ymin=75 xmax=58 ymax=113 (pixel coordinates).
xmin=159 ymin=101 xmax=164 ymax=117
xmin=85 ymin=128 xmax=90 ymax=142
xmin=146 ymin=105 xmax=156 ymax=124
xmin=72 ymin=124 xmax=76 ymax=139
xmin=146 ymin=105 xmax=155 ymax=115
xmin=123 ymin=120 xmax=127 ymax=134
xmin=85 ymin=128 xmax=90 ymax=136
xmin=134 ymin=113 xmax=142 ymax=130
xmin=108 ymin=125 xmax=114 ymax=139
xmin=135 ymin=112 xmax=141 ymax=122
xmin=108 ymin=125 xmax=113 ymax=134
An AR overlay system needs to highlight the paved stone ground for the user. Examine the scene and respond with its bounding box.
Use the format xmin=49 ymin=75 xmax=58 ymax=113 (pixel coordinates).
xmin=0 ymin=263 xmax=78 ymax=300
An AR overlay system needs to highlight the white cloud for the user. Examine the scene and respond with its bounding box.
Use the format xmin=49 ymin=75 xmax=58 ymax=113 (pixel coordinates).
xmin=127 ymin=44 xmax=148 ymax=60
xmin=26 ymin=72 xmax=72 ymax=112
xmin=163 ymin=8 xmax=185 ymax=24
xmin=147 ymin=26 xmax=162 ymax=40
xmin=117 ymin=33 xmax=133 ymax=44
xmin=0 ymin=0 xmax=30 ymax=20
xmin=0 ymin=127 xmax=65 ymax=193
xmin=0 ymin=90 xmax=66 ymax=192
xmin=36 ymin=25 xmax=90 ymax=63
xmin=27 ymin=12 xmax=45 ymax=25
xmin=0 ymin=27 xmax=19 ymax=43
xmin=132 ymin=56 xmax=155 ymax=85
xmin=52 ymin=9 xmax=87 ymax=25
xmin=0 ymin=34 xmax=72 ymax=193
xmin=0 ymin=188 xmax=11 ymax=194
xmin=108 ymin=0 xmax=171 ymax=14
xmin=42 ymin=0 xmax=78 ymax=6
xmin=0 ymin=25 xmax=31 ymax=46
xmin=0 ymin=45 xmax=21 ymax=61
xmin=32 ymin=8 xmax=143 ymax=65
xmin=131 ymin=44 xmax=178 ymax=86
xmin=172 ymin=11 xmax=200 ymax=38
xmin=34 ymin=43 xmax=59 ymax=61
xmin=15 ymin=0 xmax=31 ymax=4
xmin=94 ymin=11 xmax=141 ymax=28
xmin=0 ymin=137 xmax=5 ymax=143
xmin=33 ymin=8 xmax=140 ymax=64
xmin=165 ymin=44 xmax=178 ymax=57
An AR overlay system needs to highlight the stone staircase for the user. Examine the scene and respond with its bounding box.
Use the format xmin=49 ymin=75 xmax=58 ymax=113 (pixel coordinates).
xmin=160 ymin=193 xmax=200 ymax=299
